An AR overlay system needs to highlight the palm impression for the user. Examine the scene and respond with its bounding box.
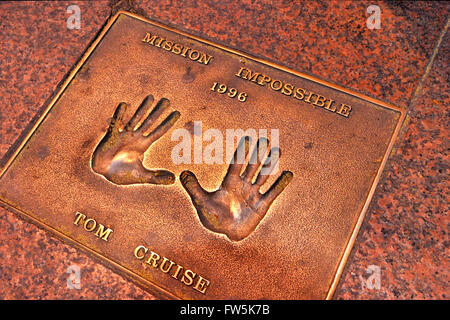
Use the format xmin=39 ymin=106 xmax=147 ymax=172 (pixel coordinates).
xmin=92 ymin=95 xmax=180 ymax=185
xmin=181 ymin=136 xmax=293 ymax=241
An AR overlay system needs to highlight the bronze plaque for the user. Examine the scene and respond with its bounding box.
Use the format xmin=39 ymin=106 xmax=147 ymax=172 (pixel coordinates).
xmin=0 ymin=11 xmax=405 ymax=299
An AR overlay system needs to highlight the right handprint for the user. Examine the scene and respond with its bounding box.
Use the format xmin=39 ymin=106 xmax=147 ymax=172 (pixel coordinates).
xmin=180 ymin=136 xmax=293 ymax=241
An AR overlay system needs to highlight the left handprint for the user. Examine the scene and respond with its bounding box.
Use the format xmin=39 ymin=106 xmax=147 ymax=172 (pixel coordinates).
xmin=92 ymin=95 xmax=180 ymax=185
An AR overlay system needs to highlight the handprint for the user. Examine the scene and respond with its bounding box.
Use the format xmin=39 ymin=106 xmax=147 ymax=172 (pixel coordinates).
xmin=92 ymin=95 xmax=180 ymax=185
xmin=180 ymin=136 xmax=293 ymax=241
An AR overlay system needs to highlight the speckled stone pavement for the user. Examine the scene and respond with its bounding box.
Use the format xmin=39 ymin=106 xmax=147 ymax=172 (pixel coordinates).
xmin=0 ymin=0 xmax=448 ymax=299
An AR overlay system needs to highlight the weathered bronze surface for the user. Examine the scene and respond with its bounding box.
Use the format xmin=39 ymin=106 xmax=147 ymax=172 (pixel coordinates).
xmin=0 ymin=11 xmax=405 ymax=299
